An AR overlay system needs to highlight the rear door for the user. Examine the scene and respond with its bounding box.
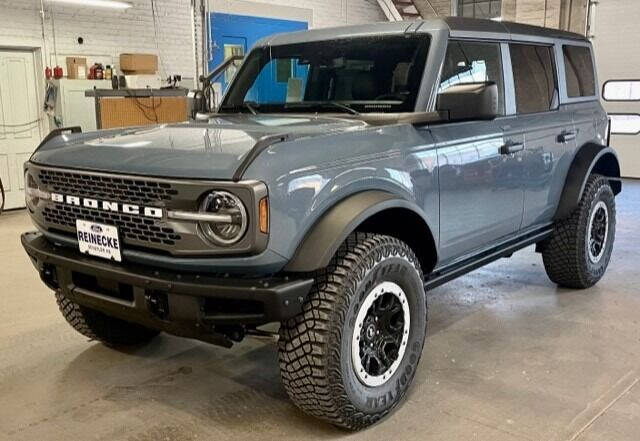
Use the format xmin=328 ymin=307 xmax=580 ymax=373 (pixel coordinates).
xmin=560 ymin=43 xmax=607 ymax=174
xmin=503 ymin=42 xmax=576 ymax=229
xmin=0 ymin=49 xmax=42 ymax=210
xmin=431 ymin=40 xmax=524 ymax=262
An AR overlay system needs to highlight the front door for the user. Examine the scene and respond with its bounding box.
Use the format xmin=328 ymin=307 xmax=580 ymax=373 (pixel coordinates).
xmin=433 ymin=120 xmax=524 ymax=262
xmin=433 ymin=40 xmax=524 ymax=263
xmin=0 ymin=49 xmax=42 ymax=210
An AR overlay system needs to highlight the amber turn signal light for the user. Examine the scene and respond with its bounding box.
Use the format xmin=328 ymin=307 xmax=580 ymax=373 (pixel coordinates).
xmin=259 ymin=197 xmax=269 ymax=234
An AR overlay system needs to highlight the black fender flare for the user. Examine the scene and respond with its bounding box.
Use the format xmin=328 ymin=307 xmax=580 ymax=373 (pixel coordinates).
xmin=284 ymin=191 xmax=435 ymax=273
xmin=554 ymin=143 xmax=622 ymax=220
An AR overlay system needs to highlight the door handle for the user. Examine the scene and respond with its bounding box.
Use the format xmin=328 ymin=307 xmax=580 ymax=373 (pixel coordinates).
xmin=500 ymin=141 xmax=524 ymax=155
xmin=558 ymin=131 xmax=577 ymax=143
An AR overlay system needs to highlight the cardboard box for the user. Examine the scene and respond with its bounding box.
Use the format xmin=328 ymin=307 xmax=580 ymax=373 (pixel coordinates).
xmin=66 ymin=57 xmax=87 ymax=79
xmin=120 ymin=53 xmax=158 ymax=74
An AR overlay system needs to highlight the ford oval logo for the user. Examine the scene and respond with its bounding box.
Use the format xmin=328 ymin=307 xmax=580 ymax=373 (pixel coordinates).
xmin=91 ymin=225 xmax=103 ymax=233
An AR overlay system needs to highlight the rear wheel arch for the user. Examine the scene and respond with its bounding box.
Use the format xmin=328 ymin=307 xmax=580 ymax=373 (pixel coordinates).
xmin=284 ymin=191 xmax=438 ymax=274
xmin=555 ymin=143 xmax=621 ymax=221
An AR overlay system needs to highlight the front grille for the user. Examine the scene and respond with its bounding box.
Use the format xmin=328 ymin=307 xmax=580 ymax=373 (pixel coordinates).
xmin=38 ymin=169 xmax=178 ymax=205
xmin=38 ymin=168 xmax=183 ymax=247
xmin=43 ymin=204 xmax=181 ymax=246
xmin=29 ymin=164 xmax=266 ymax=256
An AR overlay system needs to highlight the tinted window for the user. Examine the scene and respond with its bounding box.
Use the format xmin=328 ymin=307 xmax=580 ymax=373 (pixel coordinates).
xmin=439 ymin=41 xmax=504 ymax=115
xmin=603 ymin=80 xmax=640 ymax=101
xmin=222 ymin=36 xmax=430 ymax=114
xmin=563 ymin=45 xmax=596 ymax=97
xmin=510 ymin=44 xmax=558 ymax=114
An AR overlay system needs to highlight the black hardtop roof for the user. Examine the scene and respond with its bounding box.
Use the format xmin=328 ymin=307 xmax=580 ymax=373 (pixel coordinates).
xmin=443 ymin=16 xmax=588 ymax=41
xmin=259 ymin=16 xmax=588 ymax=47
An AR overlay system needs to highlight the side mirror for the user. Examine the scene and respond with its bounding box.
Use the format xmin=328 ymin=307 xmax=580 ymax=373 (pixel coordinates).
xmin=436 ymin=82 xmax=498 ymax=122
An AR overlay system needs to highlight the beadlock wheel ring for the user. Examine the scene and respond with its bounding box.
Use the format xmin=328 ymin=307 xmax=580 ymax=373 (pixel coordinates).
xmin=587 ymin=200 xmax=609 ymax=264
xmin=351 ymin=281 xmax=411 ymax=387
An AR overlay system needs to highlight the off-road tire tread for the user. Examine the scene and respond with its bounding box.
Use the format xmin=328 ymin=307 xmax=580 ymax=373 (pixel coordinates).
xmin=278 ymin=232 xmax=424 ymax=430
xmin=542 ymin=174 xmax=616 ymax=289
xmin=55 ymin=292 xmax=159 ymax=347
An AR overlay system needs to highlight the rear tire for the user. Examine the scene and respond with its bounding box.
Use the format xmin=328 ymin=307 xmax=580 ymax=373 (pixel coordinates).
xmin=542 ymin=174 xmax=616 ymax=289
xmin=56 ymin=292 xmax=160 ymax=347
xmin=278 ymin=233 xmax=427 ymax=430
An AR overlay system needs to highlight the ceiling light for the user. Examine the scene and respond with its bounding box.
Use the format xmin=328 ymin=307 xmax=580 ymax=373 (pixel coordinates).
xmin=47 ymin=0 xmax=133 ymax=9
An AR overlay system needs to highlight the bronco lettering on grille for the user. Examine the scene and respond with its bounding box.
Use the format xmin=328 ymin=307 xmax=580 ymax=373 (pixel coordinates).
xmin=50 ymin=193 xmax=163 ymax=219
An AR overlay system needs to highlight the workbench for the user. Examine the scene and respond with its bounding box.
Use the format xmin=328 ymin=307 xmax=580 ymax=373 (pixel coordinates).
xmin=85 ymin=88 xmax=189 ymax=129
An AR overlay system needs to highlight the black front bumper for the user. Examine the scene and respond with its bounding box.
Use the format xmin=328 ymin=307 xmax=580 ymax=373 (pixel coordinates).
xmin=22 ymin=232 xmax=313 ymax=346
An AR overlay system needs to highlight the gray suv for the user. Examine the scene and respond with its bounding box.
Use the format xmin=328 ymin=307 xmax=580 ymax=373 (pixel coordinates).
xmin=22 ymin=17 xmax=621 ymax=430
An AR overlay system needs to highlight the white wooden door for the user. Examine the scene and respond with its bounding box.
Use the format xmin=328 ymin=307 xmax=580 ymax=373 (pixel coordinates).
xmin=0 ymin=49 xmax=41 ymax=210
xmin=592 ymin=1 xmax=640 ymax=178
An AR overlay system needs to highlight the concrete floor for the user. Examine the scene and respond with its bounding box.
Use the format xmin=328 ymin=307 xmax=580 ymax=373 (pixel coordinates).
xmin=1 ymin=181 xmax=639 ymax=441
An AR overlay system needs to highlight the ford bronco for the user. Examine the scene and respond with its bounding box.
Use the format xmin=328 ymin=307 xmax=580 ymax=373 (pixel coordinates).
xmin=22 ymin=17 xmax=621 ymax=430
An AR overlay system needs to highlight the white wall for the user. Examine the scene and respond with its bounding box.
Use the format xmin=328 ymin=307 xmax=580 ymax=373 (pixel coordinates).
xmin=0 ymin=0 xmax=196 ymax=81
xmin=0 ymin=0 xmax=384 ymax=84
xmin=216 ymin=0 xmax=385 ymax=28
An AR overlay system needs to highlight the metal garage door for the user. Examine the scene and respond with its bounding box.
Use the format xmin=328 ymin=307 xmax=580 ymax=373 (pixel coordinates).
xmin=592 ymin=1 xmax=640 ymax=178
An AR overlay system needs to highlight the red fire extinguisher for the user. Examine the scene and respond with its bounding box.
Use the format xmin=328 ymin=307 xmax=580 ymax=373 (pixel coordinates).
xmin=45 ymin=66 xmax=52 ymax=80
xmin=53 ymin=65 xmax=63 ymax=79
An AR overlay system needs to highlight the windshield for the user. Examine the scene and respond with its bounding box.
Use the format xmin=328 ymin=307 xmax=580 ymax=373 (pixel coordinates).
xmin=220 ymin=35 xmax=430 ymax=114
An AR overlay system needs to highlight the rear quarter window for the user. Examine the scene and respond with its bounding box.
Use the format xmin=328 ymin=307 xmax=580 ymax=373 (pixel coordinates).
xmin=563 ymin=45 xmax=596 ymax=97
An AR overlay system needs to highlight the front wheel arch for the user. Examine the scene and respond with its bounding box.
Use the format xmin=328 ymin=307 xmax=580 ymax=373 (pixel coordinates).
xmin=284 ymin=191 xmax=438 ymax=274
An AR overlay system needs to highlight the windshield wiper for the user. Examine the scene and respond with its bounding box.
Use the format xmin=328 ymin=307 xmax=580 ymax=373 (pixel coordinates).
xmin=286 ymin=101 xmax=360 ymax=115
xmin=242 ymin=101 xmax=259 ymax=115
xmin=220 ymin=101 xmax=259 ymax=115
xmin=323 ymin=101 xmax=360 ymax=115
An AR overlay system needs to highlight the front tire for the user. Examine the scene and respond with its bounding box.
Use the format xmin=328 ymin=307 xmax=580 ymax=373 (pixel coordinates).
xmin=278 ymin=233 xmax=427 ymax=430
xmin=542 ymin=174 xmax=616 ymax=289
xmin=56 ymin=292 xmax=160 ymax=347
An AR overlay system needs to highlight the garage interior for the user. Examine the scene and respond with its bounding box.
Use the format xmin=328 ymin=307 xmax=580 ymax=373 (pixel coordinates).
xmin=1 ymin=0 xmax=639 ymax=440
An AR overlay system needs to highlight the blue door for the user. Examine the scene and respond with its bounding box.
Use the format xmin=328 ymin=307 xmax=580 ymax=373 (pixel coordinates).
xmin=209 ymin=13 xmax=308 ymax=92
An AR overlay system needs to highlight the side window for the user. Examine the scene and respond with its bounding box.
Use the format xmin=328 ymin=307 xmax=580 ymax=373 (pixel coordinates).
xmin=509 ymin=44 xmax=558 ymax=114
xmin=438 ymin=40 xmax=504 ymax=115
xmin=563 ymin=45 xmax=596 ymax=97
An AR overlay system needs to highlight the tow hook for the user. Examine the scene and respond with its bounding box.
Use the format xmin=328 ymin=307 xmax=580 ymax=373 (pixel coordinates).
xmin=145 ymin=291 xmax=169 ymax=320
xmin=40 ymin=263 xmax=59 ymax=290
xmin=216 ymin=325 xmax=245 ymax=342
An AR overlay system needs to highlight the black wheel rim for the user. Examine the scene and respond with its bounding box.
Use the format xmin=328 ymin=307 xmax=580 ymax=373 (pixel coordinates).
xmin=359 ymin=293 xmax=405 ymax=376
xmin=352 ymin=281 xmax=410 ymax=387
xmin=588 ymin=201 xmax=609 ymax=264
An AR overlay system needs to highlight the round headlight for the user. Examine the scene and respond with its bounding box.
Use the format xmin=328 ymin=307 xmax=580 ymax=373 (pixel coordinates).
xmin=199 ymin=191 xmax=248 ymax=246
xmin=25 ymin=171 xmax=47 ymax=211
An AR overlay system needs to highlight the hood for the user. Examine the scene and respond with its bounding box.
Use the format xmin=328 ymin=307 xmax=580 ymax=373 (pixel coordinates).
xmin=31 ymin=115 xmax=366 ymax=180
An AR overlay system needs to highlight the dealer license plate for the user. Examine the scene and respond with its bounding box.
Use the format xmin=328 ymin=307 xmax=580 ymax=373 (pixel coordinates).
xmin=76 ymin=220 xmax=122 ymax=262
